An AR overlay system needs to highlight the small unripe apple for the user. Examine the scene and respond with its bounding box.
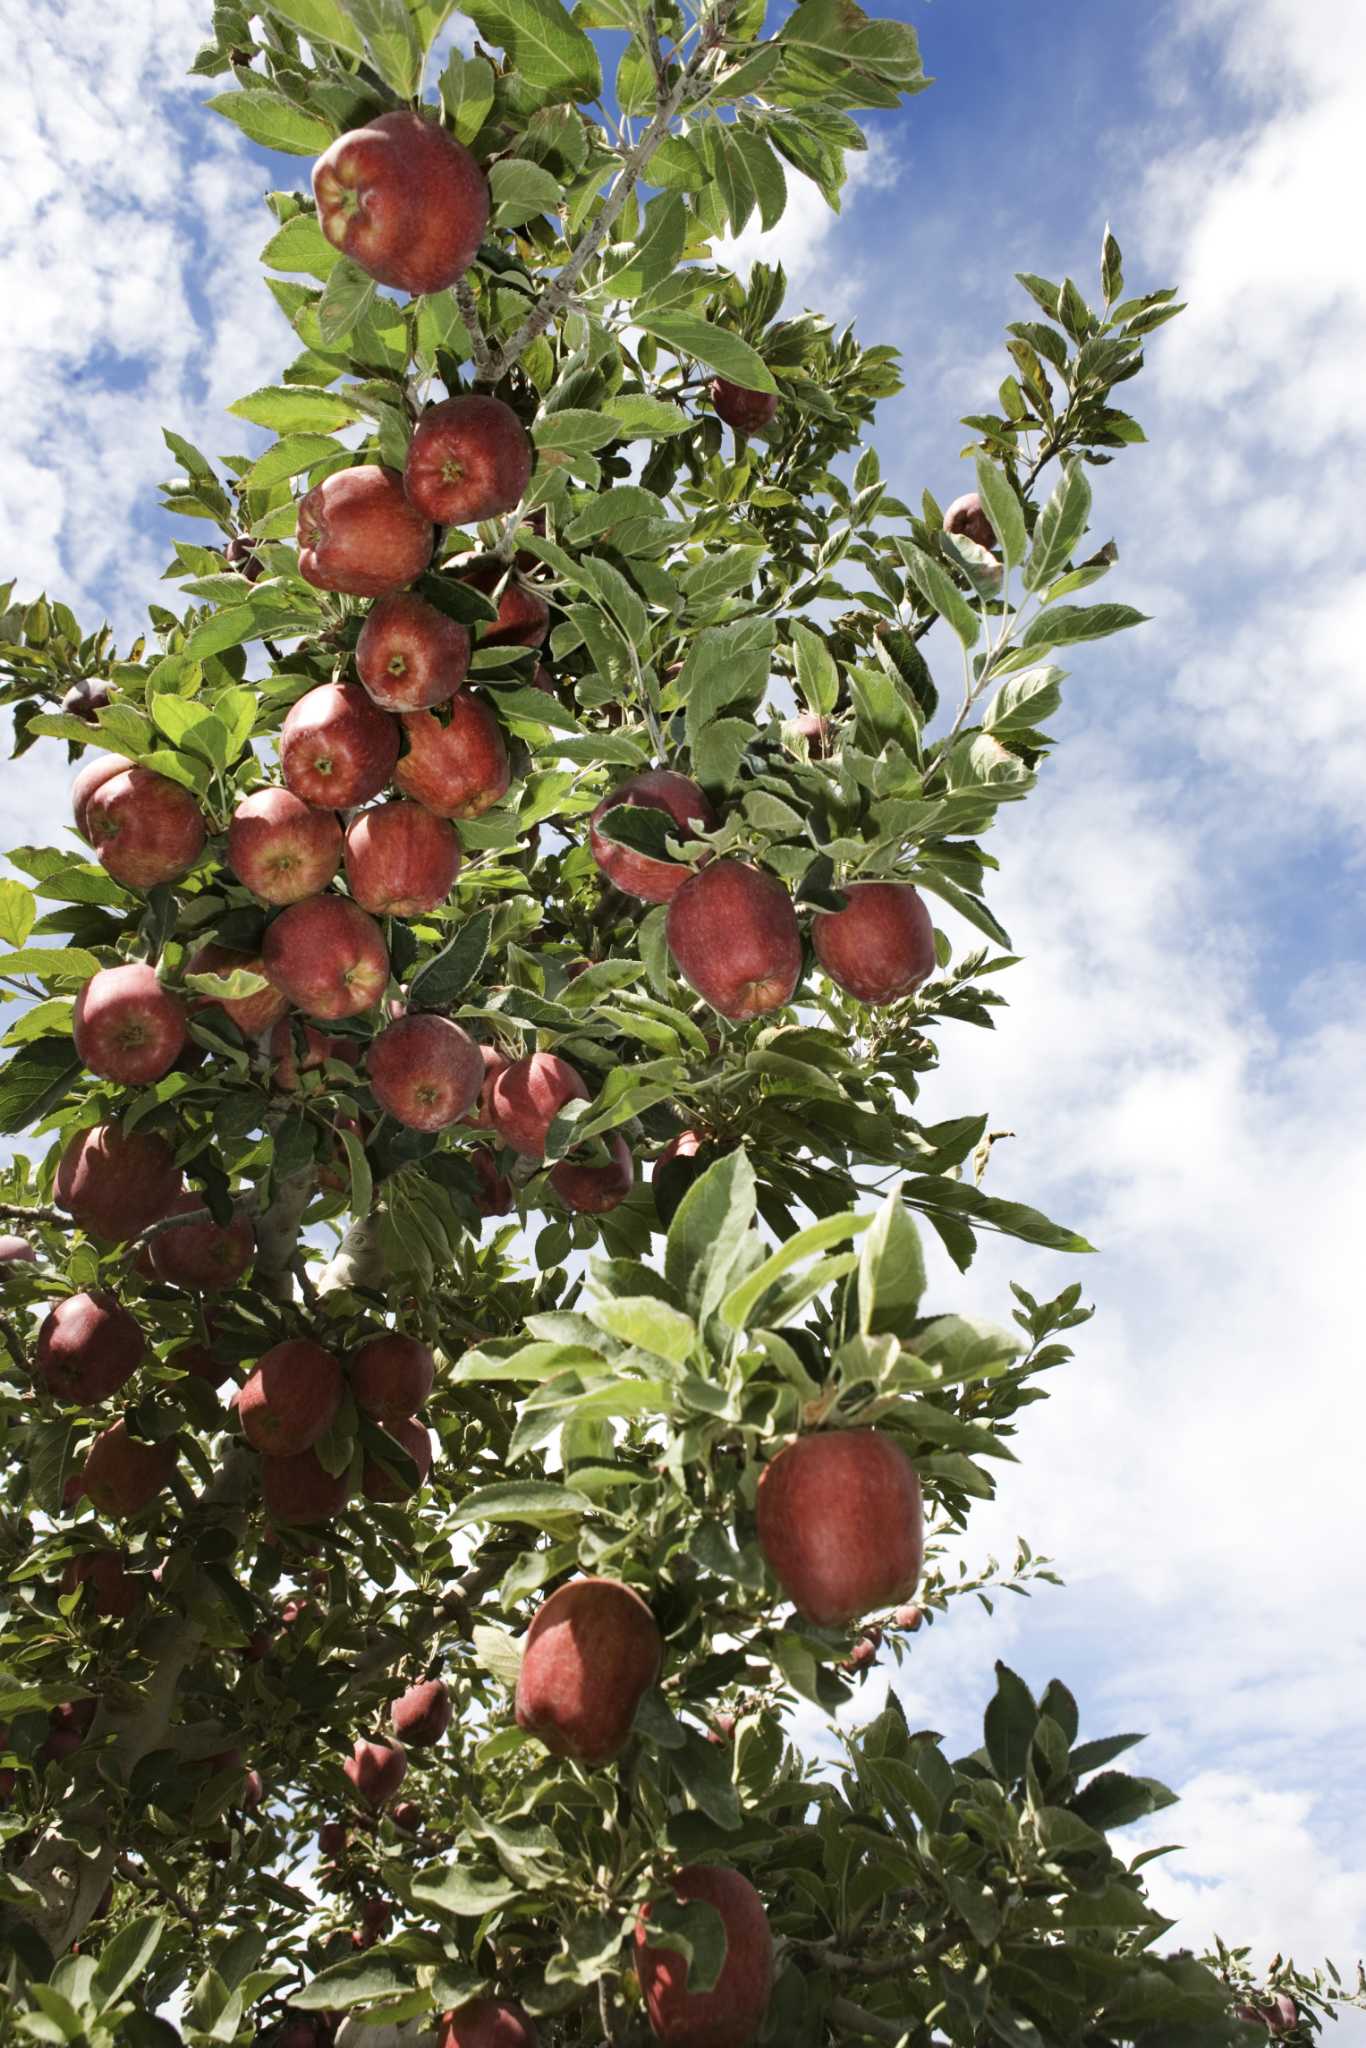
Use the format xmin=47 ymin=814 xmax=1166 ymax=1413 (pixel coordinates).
xmin=635 ymin=1865 xmax=774 ymax=2048
xmin=394 ymin=695 xmax=511 ymax=818
xmin=589 ymin=770 xmax=717 ymax=902
xmin=84 ymin=765 xmax=206 ymax=890
xmin=150 ymin=1193 xmax=254 ymax=1293
xmin=312 ymin=111 xmax=489 ymax=297
xmin=390 ymin=1677 xmax=451 ymax=1747
xmin=227 ymin=787 xmax=343 ymax=904
xmin=437 ymin=1999 xmax=539 ymax=2048
xmin=514 ymin=1577 xmax=662 ymax=1766
xmin=281 ymin=682 xmax=400 ymax=811
xmin=489 ymin=1052 xmax=589 ymax=1159
xmin=260 ymin=1446 xmax=353 ymax=1526
xmin=361 ymin=1415 xmax=432 ymax=1502
xmin=350 ymin=1334 xmax=434 ymax=1424
xmin=73 ymin=963 xmax=187 ymax=1084
xmin=344 ymin=1733 xmax=407 ymax=1808
xmin=944 ymin=491 xmax=997 ymax=550
xmin=549 ymin=1132 xmax=633 ymax=1214
xmin=61 ymin=1548 xmax=141 ymax=1619
xmin=188 ymin=942 xmax=291 ymax=1039
xmin=368 ymin=1013 xmax=483 ymax=1131
xmin=893 ymin=1604 xmax=923 ymax=1631
xmin=297 ymin=465 xmax=434 ymax=597
xmin=405 ymin=395 xmax=533 ymax=527
xmin=710 ymin=378 xmax=780 ymax=434
xmin=81 ymin=1419 xmax=177 ymax=1519
xmin=356 ymin=591 xmax=471 ymax=713
xmin=344 ymin=801 xmax=462 ymax=916
xmin=263 ymin=896 xmax=390 ymax=1021
xmin=812 ymin=882 xmax=936 ymax=1007
xmin=757 ymin=1429 xmax=923 ymax=1626
xmin=55 ymin=1122 xmax=182 ymax=1243
xmin=460 ymin=559 xmax=550 ymax=647
xmin=35 ymin=1291 xmax=146 ymax=1404
xmin=239 ymin=1339 xmax=343 ymax=1456
xmin=842 ymin=1635 xmax=879 ymax=1673
xmin=666 ymin=861 xmax=802 ymax=1020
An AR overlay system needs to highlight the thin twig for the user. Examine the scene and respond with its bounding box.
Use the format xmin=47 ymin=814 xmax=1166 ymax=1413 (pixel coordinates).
xmin=455 ymin=279 xmax=498 ymax=383
xmin=0 ymin=1199 xmax=62 ymax=1224
xmin=115 ymin=1851 xmax=202 ymax=1933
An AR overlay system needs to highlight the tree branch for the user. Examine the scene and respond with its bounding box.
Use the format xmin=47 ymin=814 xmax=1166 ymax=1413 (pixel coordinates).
xmin=455 ymin=278 xmax=497 ymax=383
xmin=0 ymin=1199 xmax=62 ymax=1224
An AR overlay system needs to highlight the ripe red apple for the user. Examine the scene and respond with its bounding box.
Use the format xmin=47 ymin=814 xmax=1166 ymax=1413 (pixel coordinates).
xmin=260 ymin=1446 xmax=353 ymax=1526
xmin=81 ymin=1420 xmax=177 ymax=1519
xmin=263 ymin=896 xmax=390 ymax=1021
xmin=55 ymin=1122 xmax=182 ymax=1243
xmin=655 ymin=1131 xmax=703 ymax=1174
xmin=239 ymin=1339 xmax=342 ymax=1455
xmin=312 ymin=110 xmax=489 ymax=296
xmin=811 ymin=882 xmax=936 ymax=1007
xmin=665 ymin=861 xmax=802 ymax=1020
xmin=470 ymin=1146 xmax=513 ymax=1217
xmin=150 ymin=1194 xmax=254 ymax=1293
xmin=489 ymin=1052 xmax=589 ymax=1159
xmin=460 ymin=559 xmax=549 ymax=647
xmin=635 ymin=1865 xmax=773 ymax=2048
xmin=944 ymin=491 xmax=997 ymax=550
xmin=227 ymin=787 xmax=343 ymax=904
xmin=437 ymin=1999 xmax=539 ymax=2048
xmin=756 ymin=1430 xmax=923 ymax=1626
xmin=405 ymin=395 xmax=533 ymax=526
xmin=188 ymin=942 xmax=291 ymax=1038
xmin=350 ymin=1334 xmax=434 ymax=1424
xmin=390 ymin=1677 xmax=450 ymax=1747
xmin=344 ymin=801 xmax=462 ymax=915
xmin=549 ymin=1132 xmax=633 ymax=1214
xmin=710 ymin=379 xmax=780 ymax=434
xmin=361 ymin=1415 xmax=432 ymax=1502
xmin=589 ymin=771 xmax=717 ymax=902
xmin=73 ymin=963 xmax=187 ymax=1084
xmin=352 ymin=1896 xmax=393 ymax=1951
xmin=72 ymin=754 xmax=132 ymax=842
xmin=0 ymin=1235 xmax=37 ymax=1264
xmin=318 ymin=1820 xmax=348 ymax=1859
xmin=344 ymin=1733 xmax=407 ymax=1809
xmin=35 ymin=1291 xmax=146 ymax=1404
xmin=394 ymin=695 xmax=511 ymax=818
xmin=356 ymin=591 xmax=471 ymax=713
xmin=297 ymin=465 xmax=434 ymax=597
xmin=39 ymin=1697 xmax=97 ymax=1765
xmin=514 ymin=1577 xmax=661 ymax=1766
xmin=391 ymin=1800 xmax=422 ymax=1834
xmin=60 ymin=1549 xmax=141 ymax=1619
xmin=84 ymin=766 xmax=206 ymax=890
xmin=281 ymin=682 xmax=400 ymax=811
xmin=368 ymin=1014 xmax=483 ymax=1131
xmin=465 ymin=1043 xmax=510 ymax=1129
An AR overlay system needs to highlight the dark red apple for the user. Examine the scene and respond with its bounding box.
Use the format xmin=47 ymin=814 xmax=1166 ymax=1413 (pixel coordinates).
xmin=811 ymin=882 xmax=936 ymax=1007
xmin=281 ymin=682 xmax=400 ymax=811
xmin=318 ymin=1820 xmax=348 ymax=1859
xmin=39 ymin=1697 xmax=97 ymax=1765
xmin=55 ymin=1122 xmax=182 ymax=1243
xmin=470 ymin=1146 xmax=513 ymax=1217
xmin=225 ymin=534 xmax=262 ymax=581
xmin=352 ymin=1896 xmax=392 ymax=1951
xmin=72 ymin=754 xmax=132 ymax=842
xmin=35 ymin=1291 xmax=146 ymax=1404
xmin=405 ymin=395 xmax=533 ymax=526
xmin=187 ymin=942 xmax=292 ymax=1038
xmin=263 ymin=896 xmax=390 ymax=1020
xmin=238 ymin=1339 xmax=342 ymax=1456
xmin=312 ymin=110 xmax=489 ymax=296
xmin=73 ymin=963 xmax=187 ymax=1084
xmin=60 ymin=1548 xmax=141 ymax=1619
xmin=344 ymin=1733 xmax=407 ymax=1808
xmin=361 ymin=1415 xmax=432 ymax=1501
xmin=944 ymin=490 xmax=997 ymax=550
xmin=654 ymin=1131 xmax=703 ymax=1174
xmin=150 ymin=1193 xmax=254 ymax=1293
xmin=81 ymin=1420 xmax=177 ymax=1519
xmin=344 ymin=801 xmax=462 ymax=915
xmin=297 ymin=465 xmax=434 ymax=597
xmin=710 ymin=379 xmax=780 ymax=434
xmin=514 ymin=1577 xmax=661 ymax=1766
xmin=394 ymin=695 xmax=510 ymax=818
xmin=62 ymin=679 xmax=112 ymax=724
xmin=391 ymin=1800 xmax=422 ymax=1834
xmin=356 ymin=591 xmax=470 ymax=713
xmin=460 ymin=559 xmax=549 ymax=647
xmin=665 ymin=861 xmax=802 ymax=1020
xmin=84 ymin=766 xmax=206 ymax=890
xmin=227 ymin=787 xmax=343 ymax=904
xmin=437 ymin=2000 xmax=539 ymax=2048
xmin=756 ymin=1430 xmax=923 ymax=1626
xmin=635 ymin=1865 xmax=773 ymax=2048
xmin=589 ymin=771 xmax=717 ymax=903
xmin=465 ymin=1043 xmax=510 ymax=1129
xmin=489 ymin=1052 xmax=589 ymax=1159
xmin=549 ymin=1132 xmax=633 ymax=1214
xmin=390 ymin=1677 xmax=450 ymax=1747
xmin=350 ymin=1333 xmax=434 ymax=1424
xmin=368 ymin=1013 xmax=483 ymax=1131
xmin=261 ymin=1446 xmax=352 ymax=1525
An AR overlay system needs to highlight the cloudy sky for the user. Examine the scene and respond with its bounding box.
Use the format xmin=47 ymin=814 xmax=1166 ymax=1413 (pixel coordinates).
xmin=2 ymin=0 xmax=1363 ymax=2020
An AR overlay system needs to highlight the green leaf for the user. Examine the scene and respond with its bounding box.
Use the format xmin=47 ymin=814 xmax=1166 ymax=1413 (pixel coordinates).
xmin=637 ymin=314 xmax=777 ymax=394
xmin=408 ymin=912 xmax=492 ymax=1007
xmin=984 ymin=664 xmax=1064 ymax=737
xmin=288 ymin=1950 xmax=416 ymax=2012
xmin=1069 ymin=1731 xmax=1146 ymax=1777
xmin=440 ymin=50 xmax=497 ymax=143
xmin=1022 ymin=463 xmax=1093 ymax=592
xmin=983 ymin=1661 xmax=1038 ymax=1785
xmin=598 ymin=192 xmax=687 ymax=301
xmin=638 ymin=1896 xmax=729 ymax=1995
xmin=896 ymin=540 xmax=980 ymax=648
xmin=1101 ymin=222 xmax=1124 ymax=305
xmin=489 ymin=156 xmax=563 ymax=225
xmin=0 ymin=880 xmax=36 ymax=948
xmin=318 ymin=258 xmax=378 ymax=346
xmin=244 ymin=434 xmax=344 ymax=491
xmin=902 ymin=1177 xmax=1094 ymax=1255
xmin=790 ymin=620 xmax=839 ymax=716
xmin=91 ymin=1915 xmax=167 ymax=2012
xmin=463 ymin=0 xmax=603 ymax=101
xmin=588 ymin=1296 xmax=698 ymax=1365
xmin=1019 ymin=602 xmax=1147 ymax=651
xmin=1070 ymin=1770 xmax=1177 ymax=1831
xmin=229 ymin=386 xmax=362 ymax=434
xmin=668 ymin=1730 xmax=742 ymax=1831
xmin=448 ymin=1480 xmax=592 ymax=1531
xmin=973 ymin=454 xmax=1026 ymax=568
xmin=777 ymin=0 xmax=926 ymax=88
xmin=857 ymin=1192 xmax=926 ymax=1334
xmin=665 ymin=1147 xmax=758 ymax=1319
xmin=2 ymin=947 xmax=102 ymax=984
xmin=533 ymin=409 xmax=618 ymax=454
xmin=206 ymin=90 xmax=335 ymax=156
xmin=602 ymin=393 xmax=694 ymax=438
xmin=338 ymin=0 xmax=422 ymax=94
xmin=719 ymin=1209 xmax=870 ymax=1330
xmin=262 ymin=0 xmax=366 ymax=54
xmin=339 ymin=1123 xmax=372 ymax=1220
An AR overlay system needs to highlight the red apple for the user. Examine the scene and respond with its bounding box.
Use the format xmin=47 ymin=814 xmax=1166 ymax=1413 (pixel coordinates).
xmin=437 ymin=2000 xmax=539 ymax=2048
xmin=390 ymin=1677 xmax=450 ymax=1747
xmin=665 ymin=862 xmax=802 ymax=1020
xmin=368 ymin=1013 xmax=483 ymax=1131
xmin=281 ymin=682 xmax=400 ymax=811
xmin=549 ymin=1132 xmax=633 ymax=1214
xmin=344 ymin=1733 xmax=407 ymax=1808
xmin=72 ymin=754 xmax=131 ymax=842
xmin=149 ymin=1193 xmax=254 ymax=1293
xmin=269 ymin=1017 xmax=348 ymax=1090
xmin=227 ymin=787 xmax=343 ymax=903
xmin=894 ymin=1604 xmax=923 ymax=1631
xmin=350 ymin=1333 xmax=434 ymax=1424
xmin=944 ymin=490 xmax=997 ymax=550
xmin=84 ymin=766 xmax=206 ymax=890
xmin=470 ymin=1146 xmax=513 ymax=1217
xmin=318 ymin=1821 xmax=348 ymax=1859
xmin=352 ymin=1896 xmax=392 ymax=1951
xmin=35 ymin=1291 xmax=146 ymax=1404
xmin=55 ymin=1122 xmax=182 ymax=1243
xmin=787 ymin=711 xmax=833 ymax=758
xmin=187 ymin=942 xmax=292 ymax=1038
xmin=225 ymin=534 xmax=262 ymax=580
xmin=238 ymin=1339 xmax=342 ymax=1456
xmin=81 ymin=1419 xmax=177 ymax=1519
xmin=73 ymin=963 xmax=186 ymax=1085
xmin=635 ymin=1865 xmax=773 ymax=2048
xmin=62 ymin=679 xmax=112 ymax=724
xmin=489 ymin=1052 xmax=589 ymax=1159
xmin=390 ymin=1800 xmax=422 ymax=1834
xmin=654 ymin=1132 xmax=703 ymax=1174
xmin=465 ymin=1043 xmax=510 ymax=1129
xmin=263 ymin=896 xmax=390 ymax=1021
xmin=811 ymin=882 xmax=936 ymax=1007
xmin=344 ymin=800 xmax=462 ymax=915
xmin=0 ymin=1236 xmax=36 ymax=1264
xmin=405 ymin=395 xmax=533 ymax=526
xmin=460 ymin=559 xmax=549 ymax=647
xmin=261 ymin=1446 xmax=352 ymax=1525
xmin=756 ymin=1429 xmax=923 ymax=1626
xmin=356 ymin=590 xmax=471 ymax=713
xmin=394 ymin=695 xmax=511 ymax=818
xmin=39 ymin=1698 xmax=97 ymax=1765
xmin=312 ymin=110 xmax=489 ymax=296
xmin=514 ymin=1577 xmax=661 ymax=1766
xmin=710 ymin=379 xmax=779 ymax=434
xmin=361 ymin=1415 xmax=432 ymax=1502
xmin=589 ymin=771 xmax=717 ymax=903
xmin=297 ymin=465 xmax=434 ymax=597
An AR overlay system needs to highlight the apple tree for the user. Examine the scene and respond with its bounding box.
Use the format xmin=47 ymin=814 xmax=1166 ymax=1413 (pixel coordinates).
xmin=0 ymin=2 xmax=1357 ymax=2045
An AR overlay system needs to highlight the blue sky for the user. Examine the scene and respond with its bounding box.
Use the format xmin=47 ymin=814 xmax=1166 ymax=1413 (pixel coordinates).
xmin=2 ymin=0 xmax=1363 ymax=2016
